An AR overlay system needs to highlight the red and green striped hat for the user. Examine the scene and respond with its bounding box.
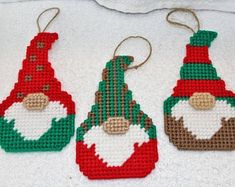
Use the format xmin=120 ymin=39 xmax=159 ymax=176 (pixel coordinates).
xmin=172 ymin=30 xmax=235 ymax=98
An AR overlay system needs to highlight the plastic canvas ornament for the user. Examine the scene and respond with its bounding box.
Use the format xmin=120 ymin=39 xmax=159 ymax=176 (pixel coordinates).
xmin=0 ymin=8 xmax=75 ymax=152
xmin=164 ymin=8 xmax=235 ymax=150
xmin=76 ymin=36 xmax=158 ymax=179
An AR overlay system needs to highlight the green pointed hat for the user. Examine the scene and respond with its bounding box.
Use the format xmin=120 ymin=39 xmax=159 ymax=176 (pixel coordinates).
xmin=77 ymin=56 xmax=156 ymax=141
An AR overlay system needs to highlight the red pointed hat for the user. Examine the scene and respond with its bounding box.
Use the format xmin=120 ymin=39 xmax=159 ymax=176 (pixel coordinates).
xmin=0 ymin=33 xmax=75 ymax=115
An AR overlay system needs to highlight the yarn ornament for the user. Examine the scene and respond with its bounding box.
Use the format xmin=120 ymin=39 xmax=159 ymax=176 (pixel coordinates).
xmin=0 ymin=8 xmax=75 ymax=152
xmin=164 ymin=9 xmax=235 ymax=150
xmin=76 ymin=37 xmax=158 ymax=179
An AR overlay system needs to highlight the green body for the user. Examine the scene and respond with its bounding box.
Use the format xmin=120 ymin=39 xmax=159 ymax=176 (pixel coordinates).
xmin=0 ymin=115 xmax=75 ymax=152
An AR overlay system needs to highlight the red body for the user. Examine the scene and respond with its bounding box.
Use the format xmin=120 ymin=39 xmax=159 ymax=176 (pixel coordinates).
xmin=76 ymin=140 xmax=158 ymax=179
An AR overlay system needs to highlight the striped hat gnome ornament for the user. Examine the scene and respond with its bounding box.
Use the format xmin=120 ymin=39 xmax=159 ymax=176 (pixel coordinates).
xmin=76 ymin=36 xmax=158 ymax=179
xmin=0 ymin=8 xmax=75 ymax=152
xmin=164 ymin=8 xmax=235 ymax=150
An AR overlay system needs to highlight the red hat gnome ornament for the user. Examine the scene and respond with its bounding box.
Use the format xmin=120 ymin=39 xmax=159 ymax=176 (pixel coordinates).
xmin=76 ymin=36 xmax=158 ymax=179
xmin=164 ymin=8 xmax=235 ymax=150
xmin=0 ymin=8 xmax=75 ymax=152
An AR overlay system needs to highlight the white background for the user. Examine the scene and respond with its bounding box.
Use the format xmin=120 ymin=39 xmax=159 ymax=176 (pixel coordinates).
xmin=0 ymin=0 xmax=235 ymax=187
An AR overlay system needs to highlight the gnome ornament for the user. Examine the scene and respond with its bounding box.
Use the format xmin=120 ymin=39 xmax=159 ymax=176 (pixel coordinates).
xmin=76 ymin=37 xmax=158 ymax=179
xmin=164 ymin=9 xmax=235 ymax=150
xmin=0 ymin=8 xmax=75 ymax=152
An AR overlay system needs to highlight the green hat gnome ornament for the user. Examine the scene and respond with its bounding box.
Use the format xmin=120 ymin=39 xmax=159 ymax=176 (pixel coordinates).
xmin=164 ymin=8 xmax=235 ymax=150
xmin=76 ymin=36 xmax=158 ymax=179
xmin=0 ymin=8 xmax=75 ymax=152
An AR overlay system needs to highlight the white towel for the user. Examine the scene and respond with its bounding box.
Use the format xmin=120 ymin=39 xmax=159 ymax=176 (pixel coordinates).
xmin=95 ymin=0 xmax=235 ymax=13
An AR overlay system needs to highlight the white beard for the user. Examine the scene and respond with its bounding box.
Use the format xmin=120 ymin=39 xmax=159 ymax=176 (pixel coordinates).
xmin=171 ymin=100 xmax=235 ymax=139
xmin=4 ymin=101 xmax=67 ymax=140
xmin=83 ymin=125 xmax=149 ymax=167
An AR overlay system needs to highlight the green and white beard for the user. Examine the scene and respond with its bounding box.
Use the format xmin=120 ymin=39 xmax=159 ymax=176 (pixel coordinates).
xmin=4 ymin=101 xmax=67 ymax=140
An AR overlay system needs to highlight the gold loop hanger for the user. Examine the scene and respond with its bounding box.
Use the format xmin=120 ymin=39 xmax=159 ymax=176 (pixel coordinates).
xmin=113 ymin=36 xmax=152 ymax=70
xmin=36 ymin=7 xmax=60 ymax=33
xmin=166 ymin=8 xmax=200 ymax=33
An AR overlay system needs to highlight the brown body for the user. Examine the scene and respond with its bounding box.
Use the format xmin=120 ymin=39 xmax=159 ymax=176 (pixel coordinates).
xmin=164 ymin=115 xmax=235 ymax=150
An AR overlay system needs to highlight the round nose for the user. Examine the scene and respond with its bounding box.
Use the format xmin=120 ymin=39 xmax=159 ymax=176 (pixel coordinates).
xmin=23 ymin=93 xmax=49 ymax=111
xmin=189 ymin=92 xmax=215 ymax=110
xmin=103 ymin=117 xmax=130 ymax=134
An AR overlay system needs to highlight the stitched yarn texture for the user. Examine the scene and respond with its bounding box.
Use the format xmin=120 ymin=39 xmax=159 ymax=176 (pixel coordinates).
xmin=164 ymin=30 xmax=235 ymax=150
xmin=0 ymin=32 xmax=75 ymax=152
xmin=76 ymin=56 xmax=158 ymax=179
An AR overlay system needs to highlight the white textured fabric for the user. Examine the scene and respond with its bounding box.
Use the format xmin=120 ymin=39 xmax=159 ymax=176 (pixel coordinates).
xmin=0 ymin=0 xmax=235 ymax=187
xmin=172 ymin=100 xmax=235 ymax=139
xmin=84 ymin=125 xmax=149 ymax=166
xmin=95 ymin=0 xmax=235 ymax=13
xmin=4 ymin=101 xmax=67 ymax=140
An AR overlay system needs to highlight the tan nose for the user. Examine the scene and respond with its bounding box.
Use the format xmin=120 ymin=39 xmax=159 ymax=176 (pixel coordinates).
xmin=189 ymin=92 xmax=215 ymax=110
xmin=103 ymin=117 xmax=130 ymax=134
xmin=23 ymin=93 xmax=49 ymax=111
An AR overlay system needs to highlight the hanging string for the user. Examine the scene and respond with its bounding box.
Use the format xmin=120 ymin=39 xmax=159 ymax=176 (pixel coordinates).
xmin=166 ymin=8 xmax=200 ymax=33
xmin=113 ymin=36 xmax=152 ymax=70
xmin=36 ymin=7 xmax=60 ymax=33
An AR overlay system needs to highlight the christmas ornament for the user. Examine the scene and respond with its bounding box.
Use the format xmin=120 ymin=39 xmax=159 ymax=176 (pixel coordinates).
xmin=76 ymin=36 xmax=158 ymax=179
xmin=164 ymin=8 xmax=235 ymax=150
xmin=0 ymin=8 xmax=75 ymax=152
